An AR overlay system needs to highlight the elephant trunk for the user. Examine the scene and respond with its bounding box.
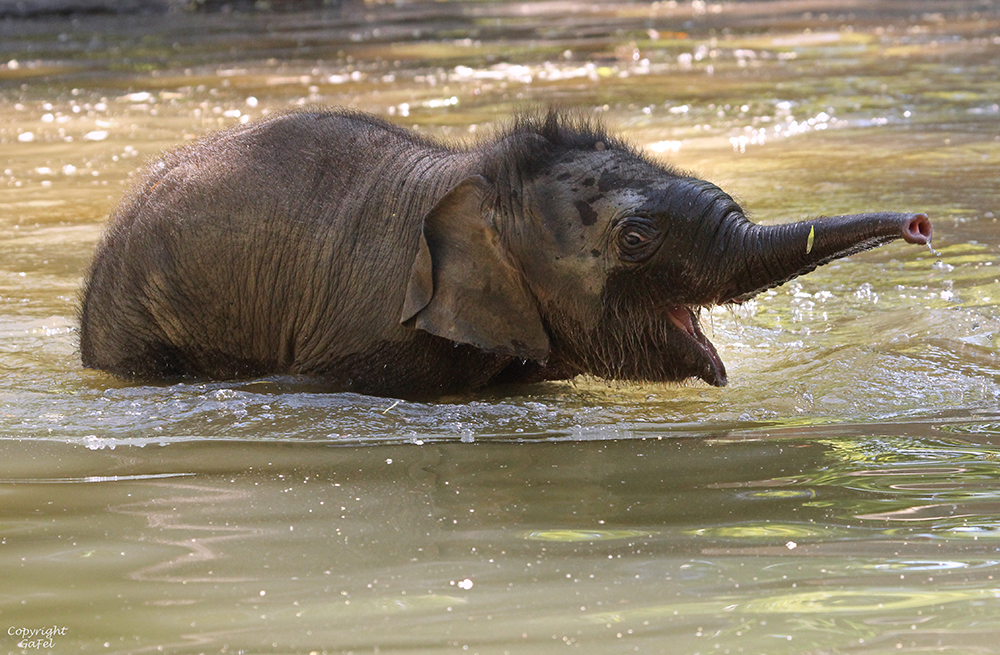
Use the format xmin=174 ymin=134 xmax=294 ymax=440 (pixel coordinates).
xmin=712 ymin=211 xmax=932 ymax=304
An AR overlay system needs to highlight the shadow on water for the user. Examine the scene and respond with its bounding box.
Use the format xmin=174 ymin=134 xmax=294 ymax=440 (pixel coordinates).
xmin=1 ymin=0 xmax=1000 ymax=653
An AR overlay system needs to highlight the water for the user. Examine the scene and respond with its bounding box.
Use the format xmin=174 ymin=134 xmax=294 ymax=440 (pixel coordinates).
xmin=1 ymin=1 xmax=999 ymax=652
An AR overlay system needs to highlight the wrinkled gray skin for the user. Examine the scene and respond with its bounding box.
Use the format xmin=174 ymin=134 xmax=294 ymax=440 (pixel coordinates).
xmin=80 ymin=109 xmax=932 ymax=398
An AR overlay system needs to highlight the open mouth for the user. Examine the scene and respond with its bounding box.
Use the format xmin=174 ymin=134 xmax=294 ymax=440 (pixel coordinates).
xmin=666 ymin=305 xmax=727 ymax=387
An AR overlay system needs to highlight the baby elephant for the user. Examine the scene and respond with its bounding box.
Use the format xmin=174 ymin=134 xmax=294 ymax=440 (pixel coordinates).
xmin=80 ymin=109 xmax=931 ymax=398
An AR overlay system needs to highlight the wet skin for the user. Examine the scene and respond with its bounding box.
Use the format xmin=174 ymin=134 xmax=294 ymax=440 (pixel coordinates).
xmin=79 ymin=109 xmax=931 ymax=398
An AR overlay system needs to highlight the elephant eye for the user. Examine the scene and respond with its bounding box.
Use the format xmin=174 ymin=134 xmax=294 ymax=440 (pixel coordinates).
xmin=617 ymin=217 xmax=659 ymax=262
xmin=623 ymin=231 xmax=646 ymax=247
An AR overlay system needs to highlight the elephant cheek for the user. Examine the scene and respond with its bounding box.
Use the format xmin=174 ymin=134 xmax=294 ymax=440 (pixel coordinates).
xmin=528 ymin=256 xmax=607 ymax=334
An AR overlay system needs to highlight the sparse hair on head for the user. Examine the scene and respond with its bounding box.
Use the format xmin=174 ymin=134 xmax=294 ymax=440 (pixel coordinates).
xmin=475 ymin=107 xmax=648 ymax=201
xmin=492 ymin=107 xmax=637 ymax=156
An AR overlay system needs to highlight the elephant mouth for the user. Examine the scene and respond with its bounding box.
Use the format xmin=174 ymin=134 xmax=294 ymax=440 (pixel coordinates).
xmin=666 ymin=306 xmax=727 ymax=387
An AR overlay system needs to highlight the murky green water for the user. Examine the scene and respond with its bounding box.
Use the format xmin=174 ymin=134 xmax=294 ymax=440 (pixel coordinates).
xmin=1 ymin=1 xmax=999 ymax=653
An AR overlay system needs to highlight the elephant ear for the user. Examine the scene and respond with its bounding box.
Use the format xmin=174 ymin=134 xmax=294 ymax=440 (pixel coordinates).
xmin=400 ymin=175 xmax=550 ymax=361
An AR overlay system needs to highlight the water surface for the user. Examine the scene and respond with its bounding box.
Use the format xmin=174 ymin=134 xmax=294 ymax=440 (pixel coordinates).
xmin=1 ymin=1 xmax=999 ymax=653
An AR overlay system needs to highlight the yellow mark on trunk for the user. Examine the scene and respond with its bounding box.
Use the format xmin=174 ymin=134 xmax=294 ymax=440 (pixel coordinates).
xmin=806 ymin=225 xmax=815 ymax=254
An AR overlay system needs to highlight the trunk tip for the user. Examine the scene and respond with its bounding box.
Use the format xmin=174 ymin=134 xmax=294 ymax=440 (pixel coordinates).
xmin=902 ymin=213 xmax=932 ymax=245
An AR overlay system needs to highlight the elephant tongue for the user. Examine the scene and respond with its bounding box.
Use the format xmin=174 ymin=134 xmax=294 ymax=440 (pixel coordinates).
xmin=667 ymin=306 xmax=727 ymax=386
xmin=667 ymin=306 xmax=696 ymax=335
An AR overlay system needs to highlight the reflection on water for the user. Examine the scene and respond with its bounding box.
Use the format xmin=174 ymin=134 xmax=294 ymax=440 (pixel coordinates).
xmin=7 ymin=434 xmax=1000 ymax=652
xmin=1 ymin=1 xmax=1000 ymax=653
xmin=524 ymin=529 xmax=653 ymax=542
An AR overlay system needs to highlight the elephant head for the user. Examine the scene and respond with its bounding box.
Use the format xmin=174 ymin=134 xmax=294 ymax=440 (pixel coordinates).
xmin=401 ymin=113 xmax=931 ymax=387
